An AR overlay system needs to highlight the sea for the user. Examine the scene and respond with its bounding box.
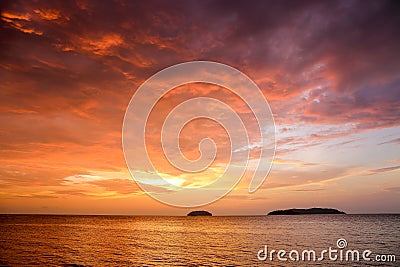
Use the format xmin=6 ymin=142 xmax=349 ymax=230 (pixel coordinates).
xmin=0 ymin=214 xmax=398 ymax=266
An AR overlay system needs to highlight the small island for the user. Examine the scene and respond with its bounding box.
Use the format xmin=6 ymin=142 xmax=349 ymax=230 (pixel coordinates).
xmin=187 ymin=210 xmax=212 ymax=216
xmin=268 ymin=208 xmax=345 ymax=215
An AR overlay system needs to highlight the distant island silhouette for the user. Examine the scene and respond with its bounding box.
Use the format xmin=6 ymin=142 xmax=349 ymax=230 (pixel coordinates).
xmin=187 ymin=210 xmax=212 ymax=216
xmin=268 ymin=208 xmax=345 ymax=215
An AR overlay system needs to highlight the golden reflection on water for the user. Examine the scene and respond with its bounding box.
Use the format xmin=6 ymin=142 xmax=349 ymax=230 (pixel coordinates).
xmin=0 ymin=215 xmax=399 ymax=266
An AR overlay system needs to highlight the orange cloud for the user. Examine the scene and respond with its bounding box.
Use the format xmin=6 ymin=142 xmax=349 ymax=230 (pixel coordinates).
xmin=33 ymin=9 xmax=61 ymax=20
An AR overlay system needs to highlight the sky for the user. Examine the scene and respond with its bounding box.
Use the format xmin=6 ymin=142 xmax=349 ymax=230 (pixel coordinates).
xmin=0 ymin=0 xmax=399 ymax=215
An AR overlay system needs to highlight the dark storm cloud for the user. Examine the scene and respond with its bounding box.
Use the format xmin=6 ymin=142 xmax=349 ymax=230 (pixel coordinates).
xmin=195 ymin=0 xmax=400 ymax=128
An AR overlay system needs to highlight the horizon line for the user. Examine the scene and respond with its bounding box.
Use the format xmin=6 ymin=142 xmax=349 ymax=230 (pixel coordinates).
xmin=1 ymin=212 xmax=399 ymax=216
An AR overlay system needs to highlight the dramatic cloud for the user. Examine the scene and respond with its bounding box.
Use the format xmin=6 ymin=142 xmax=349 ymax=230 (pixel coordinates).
xmin=0 ymin=0 xmax=399 ymax=214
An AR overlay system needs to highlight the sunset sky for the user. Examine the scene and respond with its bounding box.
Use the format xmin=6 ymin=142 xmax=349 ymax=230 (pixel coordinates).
xmin=1 ymin=0 xmax=399 ymax=215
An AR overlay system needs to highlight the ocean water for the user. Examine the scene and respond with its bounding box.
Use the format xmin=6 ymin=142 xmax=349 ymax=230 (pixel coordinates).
xmin=0 ymin=214 xmax=398 ymax=266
